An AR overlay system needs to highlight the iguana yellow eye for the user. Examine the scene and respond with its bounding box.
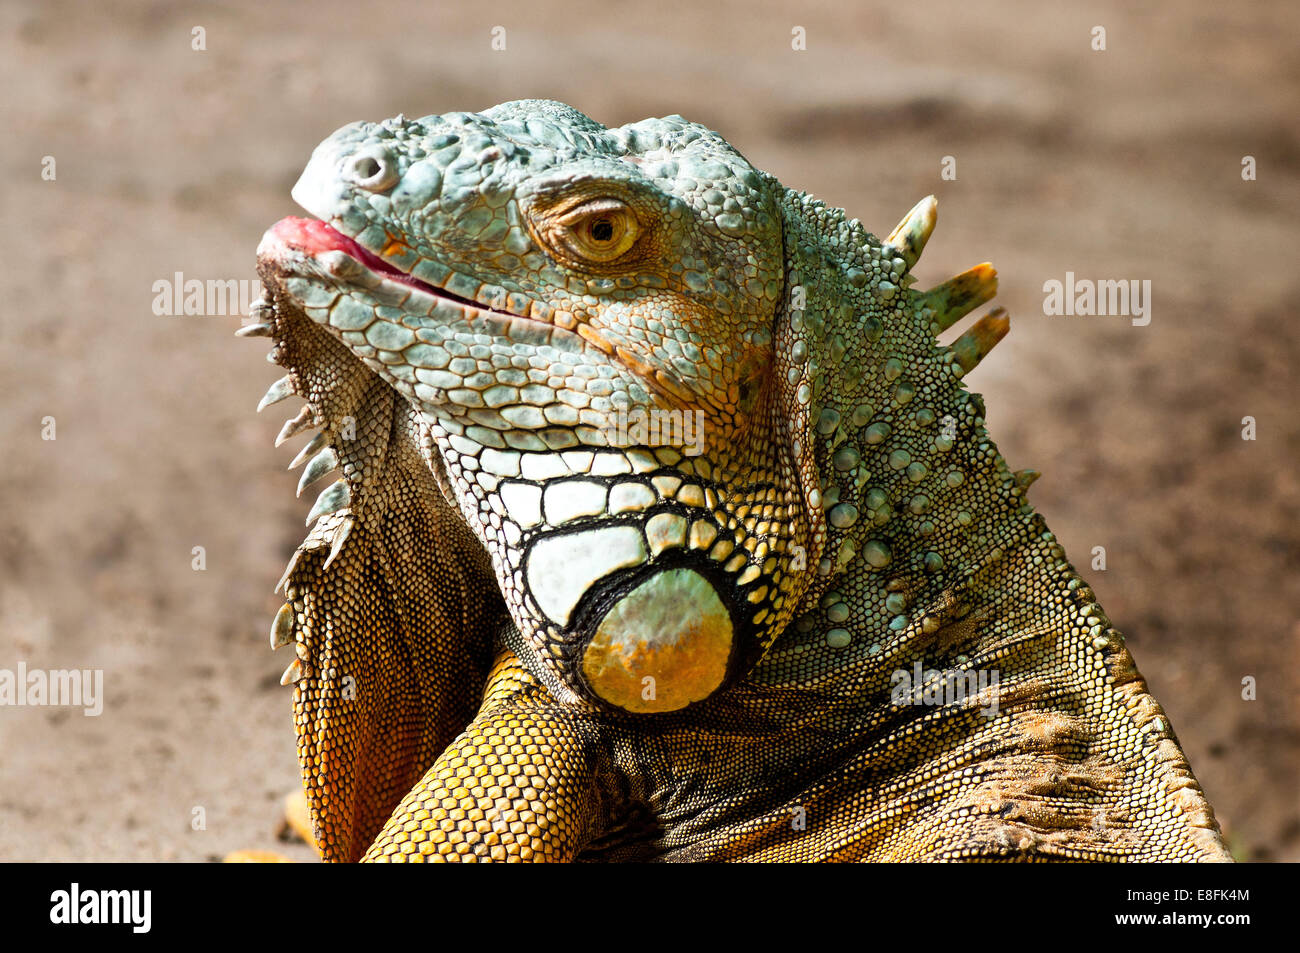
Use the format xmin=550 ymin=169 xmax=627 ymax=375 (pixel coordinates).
xmin=553 ymin=199 xmax=640 ymax=263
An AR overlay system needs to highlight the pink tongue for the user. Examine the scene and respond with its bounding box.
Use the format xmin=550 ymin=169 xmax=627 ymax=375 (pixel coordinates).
xmin=269 ymin=216 xmax=403 ymax=277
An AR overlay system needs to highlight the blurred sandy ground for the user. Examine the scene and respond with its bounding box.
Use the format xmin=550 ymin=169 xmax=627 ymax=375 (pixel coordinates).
xmin=0 ymin=0 xmax=1296 ymax=861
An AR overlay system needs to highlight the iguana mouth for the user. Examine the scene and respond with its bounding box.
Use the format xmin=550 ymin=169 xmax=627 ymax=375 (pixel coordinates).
xmin=259 ymin=215 xmax=695 ymax=410
xmin=262 ymin=216 xmax=530 ymax=320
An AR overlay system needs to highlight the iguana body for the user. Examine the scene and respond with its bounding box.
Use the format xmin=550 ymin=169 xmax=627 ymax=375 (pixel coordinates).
xmin=242 ymin=101 xmax=1228 ymax=861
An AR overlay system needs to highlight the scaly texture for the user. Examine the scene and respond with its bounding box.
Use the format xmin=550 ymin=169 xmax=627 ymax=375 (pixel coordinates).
xmin=242 ymin=100 xmax=1229 ymax=861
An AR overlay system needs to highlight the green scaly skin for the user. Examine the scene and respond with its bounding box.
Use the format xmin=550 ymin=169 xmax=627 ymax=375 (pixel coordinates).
xmin=241 ymin=100 xmax=1229 ymax=861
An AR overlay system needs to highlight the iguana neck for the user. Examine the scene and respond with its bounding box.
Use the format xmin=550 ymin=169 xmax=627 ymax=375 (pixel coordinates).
xmin=807 ymin=384 xmax=1048 ymax=627
xmin=762 ymin=189 xmax=1073 ymax=669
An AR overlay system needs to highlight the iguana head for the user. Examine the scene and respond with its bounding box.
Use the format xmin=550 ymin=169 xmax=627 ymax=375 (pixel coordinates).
xmin=257 ymin=101 xmax=817 ymax=714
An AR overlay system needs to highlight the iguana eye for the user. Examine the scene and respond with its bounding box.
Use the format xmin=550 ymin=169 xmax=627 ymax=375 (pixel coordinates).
xmin=552 ymin=199 xmax=640 ymax=263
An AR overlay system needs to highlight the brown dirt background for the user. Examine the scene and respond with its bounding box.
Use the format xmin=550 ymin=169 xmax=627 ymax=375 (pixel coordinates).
xmin=1 ymin=0 xmax=1296 ymax=862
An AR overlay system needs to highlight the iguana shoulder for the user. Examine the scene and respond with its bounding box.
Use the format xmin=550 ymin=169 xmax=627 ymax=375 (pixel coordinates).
xmin=240 ymin=100 xmax=1229 ymax=862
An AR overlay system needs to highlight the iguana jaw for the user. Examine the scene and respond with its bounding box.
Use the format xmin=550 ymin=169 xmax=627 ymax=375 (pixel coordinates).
xmin=257 ymin=215 xmax=701 ymax=419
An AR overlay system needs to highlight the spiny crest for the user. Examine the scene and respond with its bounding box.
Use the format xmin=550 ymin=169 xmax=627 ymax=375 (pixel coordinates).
xmin=884 ymin=195 xmax=1008 ymax=376
xmin=880 ymin=198 xmax=1034 ymax=502
xmin=885 ymin=195 xmax=937 ymax=272
xmin=794 ymin=191 xmax=1009 ymax=379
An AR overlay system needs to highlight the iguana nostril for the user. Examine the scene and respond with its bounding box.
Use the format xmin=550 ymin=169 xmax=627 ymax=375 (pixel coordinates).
xmin=342 ymin=149 xmax=398 ymax=191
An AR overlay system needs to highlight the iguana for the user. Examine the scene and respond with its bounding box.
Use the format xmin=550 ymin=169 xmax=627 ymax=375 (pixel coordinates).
xmin=238 ymin=100 xmax=1229 ymax=862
